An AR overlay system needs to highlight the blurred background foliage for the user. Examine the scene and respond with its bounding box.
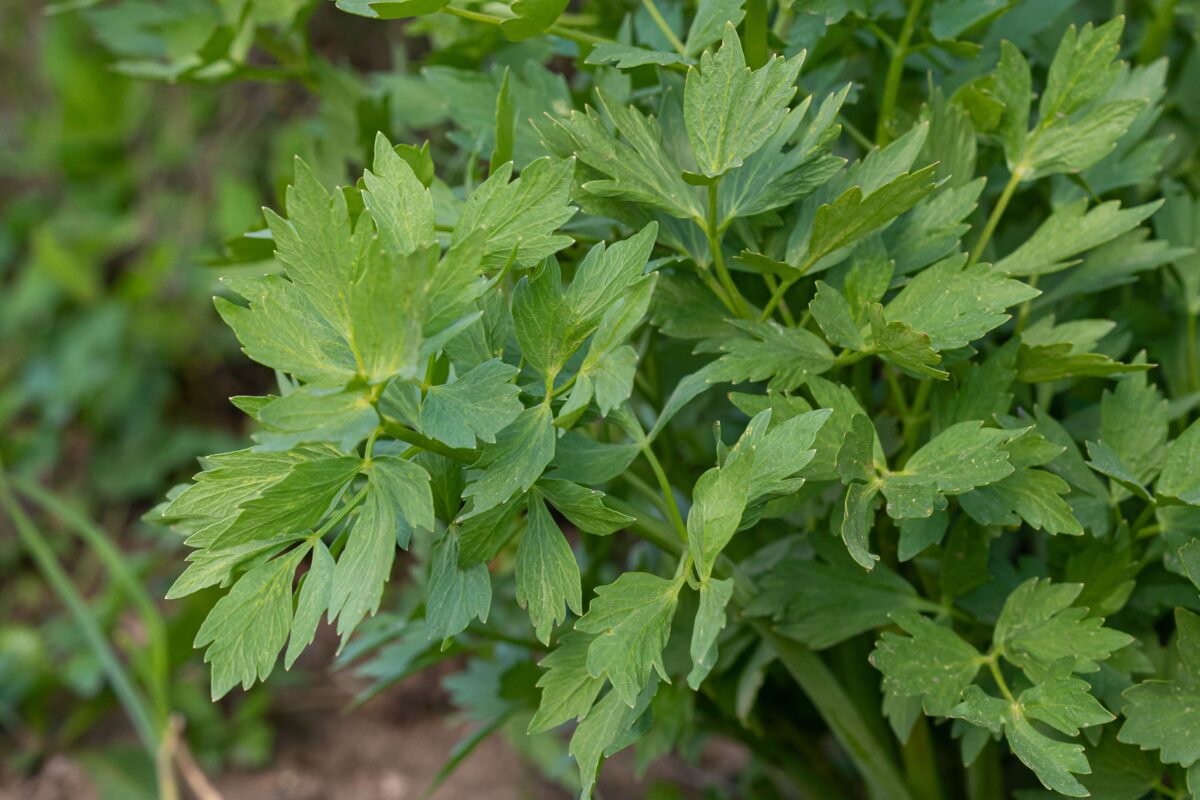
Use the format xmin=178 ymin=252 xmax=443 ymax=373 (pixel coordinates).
xmin=1 ymin=0 xmax=1199 ymax=797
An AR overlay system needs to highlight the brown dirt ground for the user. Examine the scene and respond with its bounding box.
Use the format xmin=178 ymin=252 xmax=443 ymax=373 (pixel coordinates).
xmin=2 ymin=634 xmax=749 ymax=800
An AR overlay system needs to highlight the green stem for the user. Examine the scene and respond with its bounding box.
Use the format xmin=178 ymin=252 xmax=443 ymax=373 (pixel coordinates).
xmin=760 ymin=276 xmax=796 ymax=322
xmin=641 ymin=444 xmax=689 ymax=543
xmin=763 ymin=274 xmax=796 ymax=325
xmin=986 ymin=652 xmax=1016 ymax=704
xmin=875 ymin=0 xmax=925 ymax=145
xmin=707 ymin=181 xmax=752 ymax=319
xmin=743 ymin=0 xmax=769 ymax=68
xmin=0 ymin=465 xmax=164 ymax=761
xmin=640 ymin=0 xmax=688 ymax=56
xmin=381 ymin=421 xmax=480 ymax=463
xmin=968 ymin=167 xmax=1023 ymax=267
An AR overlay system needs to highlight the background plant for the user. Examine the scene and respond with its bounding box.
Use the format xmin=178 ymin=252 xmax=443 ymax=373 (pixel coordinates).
xmin=6 ymin=0 xmax=1200 ymax=798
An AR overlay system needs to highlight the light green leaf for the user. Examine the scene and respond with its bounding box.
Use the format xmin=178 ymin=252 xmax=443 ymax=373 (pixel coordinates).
xmin=500 ymin=0 xmax=568 ymax=41
xmin=1118 ymin=609 xmax=1200 ymax=767
xmin=901 ymin=421 xmax=1019 ymax=495
xmin=803 ymin=165 xmax=939 ymax=268
xmin=1021 ymin=677 xmax=1114 ymax=736
xmin=959 ymin=468 xmax=1083 ymax=535
xmin=584 ymin=42 xmax=691 ymax=70
xmin=330 ymin=457 xmax=433 ymax=643
xmin=285 ymin=541 xmax=334 ymax=669
xmin=517 ymin=494 xmax=583 ymax=644
xmin=426 ymin=530 xmax=492 ymax=643
xmin=1159 ymin=419 xmax=1200 ymax=506
xmin=539 ymin=479 xmax=634 ymax=536
xmin=362 ymin=132 xmax=435 ymax=255
xmin=195 ymin=548 xmax=304 ymax=699
xmin=453 ymin=157 xmax=576 ymax=269
xmin=709 ymin=320 xmax=835 ymax=391
xmin=886 ymin=255 xmax=1039 ymax=350
xmin=256 ymin=386 xmax=378 ymax=452
xmin=211 ymin=456 xmax=362 ymax=549
xmin=529 ymin=631 xmax=605 ymax=733
xmin=688 ymin=577 xmax=734 ymax=689
xmin=461 ymin=403 xmax=555 ymax=517
xmin=216 ymin=275 xmax=357 ymax=386
xmin=420 ymin=359 xmax=523 ymax=449
xmin=576 ymin=572 xmax=683 ymax=706
xmin=569 ymin=681 xmax=656 ymax=799
xmin=683 ymin=25 xmax=802 ymax=179
xmin=552 ymin=89 xmax=703 ymax=221
xmin=995 ymin=199 xmax=1162 ymax=277
xmin=810 ymin=281 xmax=865 ymax=349
xmin=684 ymin=0 xmax=746 ymax=54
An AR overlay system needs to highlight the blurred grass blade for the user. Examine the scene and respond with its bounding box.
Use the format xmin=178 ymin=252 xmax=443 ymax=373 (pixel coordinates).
xmin=0 ymin=464 xmax=161 ymax=760
xmin=12 ymin=476 xmax=171 ymax=725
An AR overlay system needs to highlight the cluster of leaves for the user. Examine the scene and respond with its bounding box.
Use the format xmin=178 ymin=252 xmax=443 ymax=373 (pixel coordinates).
xmin=112 ymin=0 xmax=1200 ymax=797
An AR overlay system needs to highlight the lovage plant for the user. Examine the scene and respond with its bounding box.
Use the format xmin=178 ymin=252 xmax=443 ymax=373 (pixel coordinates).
xmin=151 ymin=1 xmax=1200 ymax=797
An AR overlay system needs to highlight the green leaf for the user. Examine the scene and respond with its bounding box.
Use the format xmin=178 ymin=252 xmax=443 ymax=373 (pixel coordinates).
xmin=362 ymin=132 xmax=435 ymax=255
xmin=810 ymin=281 xmax=865 ymax=349
xmin=162 ymin=447 xmax=332 ymax=524
xmin=576 ymin=572 xmax=683 ymax=706
xmin=489 ymin=68 xmax=514 ymax=170
xmin=871 ymin=610 xmax=983 ymax=716
xmin=1118 ymin=609 xmax=1200 ymax=767
xmin=959 ymin=468 xmax=1083 ymax=535
xmin=569 ymin=681 xmax=656 ymax=799
xmin=688 ymin=576 xmax=734 ymax=689
xmin=529 ymin=631 xmax=605 ymax=733
xmin=551 ymin=89 xmax=703 ymax=221
xmin=1004 ymin=706 xmax=1092 ymax=797
xmin=803 ymin=165 xmax=940 ymax=268
xmin=256 ymin=386 xmax=378 ymax=452
xmin=841 ymin=481 xmax=880 ymax=570
xmin=867 ymin=307 xmax=947 ymax=380
xmin=995 ymin=199 xmax=1162 ymax=277
xmin=539 ymin=479 xmax=634 ymax=536
xmin=499 ymin=0 xmax=568 ymax=41
xmin=1159 ymin=419 xmax=1200 ymax=506
xmin=885 ymin=255 xmax=1039 ymax=350
xmin=461 ymin=404 xmax=555 ymax=517
xmin=684 ymin=0 xmax=746 ymax=54
xmin=994 ymin=578 xmax=1132 ymax=678
xmin=709 ymin=320 xmax=835 ymax=391
xmin=426 ymin=530 xmax=492 ymax=643
xmin=1086 ymin=440 xmax=1152 ymax=502
xmin=748 ymin=543 xmax=934 ymax=649
xmin=285 ymin=541 xmax=334 ymax=669
xmin=195 ymin=548 xmax=304 ymax=699
xmin=216 ymin=275 xmax=358 ymax=386
xmin=899 ymin=421 xmax=1019 ymax=495
xmin=453 ymin=157 xmax=576 ymax=270
xmin=211 ymin=456 xmax=362 ymax=549
xmin=1020 ymin=677 xmax=1114 ymax=736
xmin=517 ymin=494 xmax=583 ymax=644
xmin=419 ymin=359 xmax=523 ymax=449
xmin=584 ymin=43 xmax=691 ymax=70
xmin=330 ymin=457 xmax=433 ymax=643
xmin=683 ymin=25 xmax=802 ymax=179
xmin=1099 ymin=367 xmax=1168 ymax=484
